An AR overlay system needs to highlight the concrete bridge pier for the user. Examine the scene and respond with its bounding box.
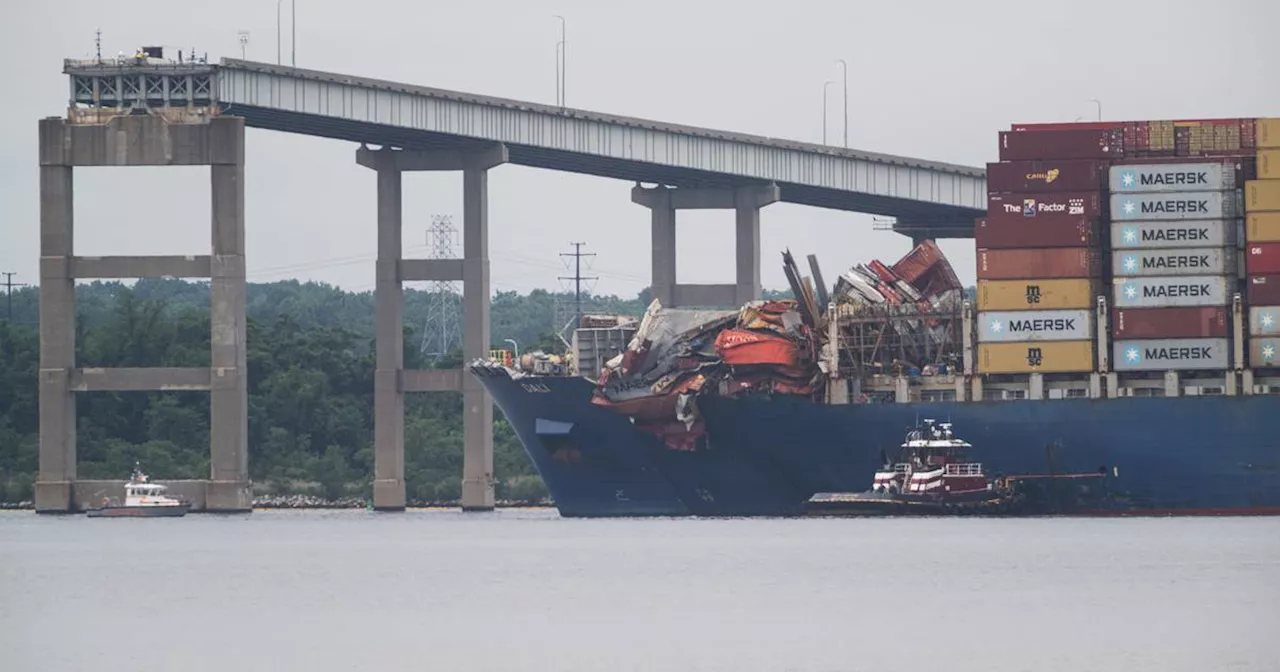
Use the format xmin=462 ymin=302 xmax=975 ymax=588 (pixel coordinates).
xmin=35 ymin=112 xmax=251 ymax=513
xmin=356 ymin=143 xmax=508 ymax=511
xmin=631 ymin=183 xmax=780 ymax=307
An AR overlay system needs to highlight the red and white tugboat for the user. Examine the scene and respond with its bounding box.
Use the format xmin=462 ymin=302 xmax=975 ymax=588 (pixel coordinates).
xmin=86 ymin=463 xmax=191 ymax=518
xmin=807 ymin=419 xmax=1017 ymax=515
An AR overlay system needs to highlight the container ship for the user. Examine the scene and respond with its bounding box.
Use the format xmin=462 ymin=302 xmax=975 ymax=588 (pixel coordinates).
xmin=470 ymin=117 xmax=1280 ymax=517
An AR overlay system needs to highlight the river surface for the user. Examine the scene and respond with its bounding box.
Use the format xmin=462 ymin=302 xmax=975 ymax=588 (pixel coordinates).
xmin=1 ymin=509 xmax=1275 ymax=671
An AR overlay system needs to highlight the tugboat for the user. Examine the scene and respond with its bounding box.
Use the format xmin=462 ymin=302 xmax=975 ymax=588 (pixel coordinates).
xmin=807 ymin=419 xmax=1020 ymax=516
xmin=86 ymin=463 xmax=191 ymax=518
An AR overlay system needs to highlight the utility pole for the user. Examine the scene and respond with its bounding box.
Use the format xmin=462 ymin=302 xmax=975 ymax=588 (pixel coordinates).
xmin=2 ymin=272 xmax=28 ymax=322
xmin=558 ymin=242 xmax=596 ymax=331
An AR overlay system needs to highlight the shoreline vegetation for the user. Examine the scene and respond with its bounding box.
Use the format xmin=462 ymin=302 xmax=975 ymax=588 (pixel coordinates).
xmin=0 ymin=497 xmax=556 ymax=511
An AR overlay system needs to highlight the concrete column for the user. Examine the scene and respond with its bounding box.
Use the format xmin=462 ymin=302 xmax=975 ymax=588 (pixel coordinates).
xmin=1164 ymin=371 xmax=1180 ymax=397
xmin=373 ymin=164 xmax=406 ymax=511
xmin=645 ymin=188 xmax=676 ymax=306
xmin=895 ymin=376 xmax=910 ymax=403
xmin=35 ymin=162 xmax=76 ymax=513
xmin=207 ymin=154 xmax=251 ymax=512
xmin=461 ymin=166 xmax=495 ymax=511
xmin=733 ymin=187 xmax=765 ymax=306
xmin=1028 ymin=372 xmax=1045 ymax=400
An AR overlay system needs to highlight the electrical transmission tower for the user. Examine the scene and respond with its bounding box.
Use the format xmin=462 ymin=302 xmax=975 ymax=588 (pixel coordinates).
xmin=557 ymin=242 xmax=597 ymax=334
xmin=2 ymin=272 xmax=28 ymax=323
xmin=419 ymin=215 xmax=460 ymax=360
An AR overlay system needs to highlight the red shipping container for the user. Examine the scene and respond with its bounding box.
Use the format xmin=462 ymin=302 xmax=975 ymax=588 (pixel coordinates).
xmin=1246 ymin=243 xmax=1280 ymax=275
xmin=987 ymin=191 xmax=1105 ymax=225
xmin=1112 ymin=306 xmax=1229 ymax=339
xmin=1011 ymin=121 xmax=1125 ymax=132
xmin=976 ymin=247 xmax=1103 ymax=281
xmin=976 ymin=216 xmax=1099 ymax=249
xmin=1248 ymin=275 xmax=1280 ymax=305
xmin=999 ymin=129 xmax=1124 ymax=161
xmin=986 ymin=159 xmax=1108 ymax=194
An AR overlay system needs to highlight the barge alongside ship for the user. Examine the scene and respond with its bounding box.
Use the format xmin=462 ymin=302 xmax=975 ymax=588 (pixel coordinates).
xmin=471 ymin=116 xmax=1280 ymax=518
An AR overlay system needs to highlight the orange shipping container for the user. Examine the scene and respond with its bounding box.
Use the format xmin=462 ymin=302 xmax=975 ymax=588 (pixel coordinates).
xmin=976 ymin=247 xmax=1103 ymax=281
xmin=1260 ymin=149 xmax=1280 ymax=180
xmin=976 ymin=278 xmax=1099 ymax=311
xmin=977 ymin=340 xmax=1095 ymax=374
xmin=1246 ymin=180 xmax=1280 ymax=212
xmin=1259 ymin=119 xmax=1280 ymax=149
xmin=1247 ymin=212 xmax=1280 ymax=243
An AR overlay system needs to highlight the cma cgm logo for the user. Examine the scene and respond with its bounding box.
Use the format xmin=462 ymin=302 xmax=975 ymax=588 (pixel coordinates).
xmin=1025 ymin=168 xmax=1060 ymax=184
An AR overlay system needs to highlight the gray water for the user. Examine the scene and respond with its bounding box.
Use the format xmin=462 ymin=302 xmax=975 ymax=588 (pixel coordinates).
xmin=1 ymin=509 xmax=1275 ymax=672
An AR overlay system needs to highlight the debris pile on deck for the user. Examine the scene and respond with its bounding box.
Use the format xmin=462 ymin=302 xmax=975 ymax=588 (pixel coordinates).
xmin=591 ymin=296 xmax=821 ymax=451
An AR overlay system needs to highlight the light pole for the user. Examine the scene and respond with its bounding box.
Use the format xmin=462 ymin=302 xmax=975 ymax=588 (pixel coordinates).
xmin=822 ymin=81 xmax=834 ymax=145
xmin=291 ymin=0 xmax=296 ymax=66
xmin=276 ymin=0 xmax=282 ymax=64
xmin=237 ymin=30 xmax=249 ymax=60
xmin=554 ymin=15 xmax=566 ymax=107
xmin=1089 ymin=98 xmax=1101 ymax=121
xmin=504 ymin=339 xmax=520 ymax=363
xmin=835 ymin=59 xmax=848 ymax=148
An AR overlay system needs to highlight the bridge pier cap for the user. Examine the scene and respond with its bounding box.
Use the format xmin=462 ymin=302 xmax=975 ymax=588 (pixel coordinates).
xmin=355 ymin=144 xmax=509 ymax=172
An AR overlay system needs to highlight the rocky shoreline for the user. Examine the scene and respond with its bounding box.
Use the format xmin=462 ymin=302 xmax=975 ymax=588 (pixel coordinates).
xmin=0 ymin=496 xmax=554 ymax=511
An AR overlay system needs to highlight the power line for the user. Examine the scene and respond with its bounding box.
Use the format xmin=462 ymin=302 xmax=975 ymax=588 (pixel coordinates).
xmin=558 ymin=242 xmax=597 ymax=332
xmin=2 ymin=272 xmax=28 ymax=323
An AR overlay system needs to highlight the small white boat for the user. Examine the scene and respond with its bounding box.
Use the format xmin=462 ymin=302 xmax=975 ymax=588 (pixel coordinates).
xmin=87 ymin=463 xmax=190 ymax=518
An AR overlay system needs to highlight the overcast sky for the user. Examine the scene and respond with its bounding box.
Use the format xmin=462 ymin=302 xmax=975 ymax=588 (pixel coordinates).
xmin=3 ymin=0 xmax=1277 ymax=300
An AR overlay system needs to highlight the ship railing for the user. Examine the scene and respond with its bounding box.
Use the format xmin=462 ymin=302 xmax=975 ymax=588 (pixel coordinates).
xmin=944 ymin=463 xmax=983 ymax=476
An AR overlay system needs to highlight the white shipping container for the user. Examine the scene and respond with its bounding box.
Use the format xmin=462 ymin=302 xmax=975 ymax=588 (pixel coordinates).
xmin=1111 ymin=247 xmax=1237 ymax=277
xmin=1109 ymin=219 xmax=1236 ymax=250
xmin=1110 ymin=192 xmax=1238 ymax=221
xmin=1113 ymin=338 xmax=1231 ymax=371
xmin=1249 ymin=306 xmax=1280 ymax=336
xmin=1112 ymin=275 xmax=1229 ymax=308
xmin=1109 ymin=162 xmax=1236 ymax=193
xmin=976 ymin=309 xmax=1093 ymax=343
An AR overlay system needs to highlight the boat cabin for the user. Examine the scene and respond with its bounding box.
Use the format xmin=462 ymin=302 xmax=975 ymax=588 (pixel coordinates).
xmin=871 ymin=419 xmax=990 ymax=496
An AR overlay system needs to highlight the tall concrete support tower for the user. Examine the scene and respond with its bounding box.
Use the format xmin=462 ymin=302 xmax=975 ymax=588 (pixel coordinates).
xmin=355 ymin=143 xmax=507 ymax=511
xmin=631 ymin=183 xmax=780 ymax=307
xmin=35 ymin=109 xmax=250 ymax=513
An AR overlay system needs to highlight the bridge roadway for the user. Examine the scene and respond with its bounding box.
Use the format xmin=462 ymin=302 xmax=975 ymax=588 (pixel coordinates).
xmin=37 ymin=57 xmax=987 ymax=515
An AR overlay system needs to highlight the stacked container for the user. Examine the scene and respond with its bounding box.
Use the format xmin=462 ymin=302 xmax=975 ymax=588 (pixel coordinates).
xmin=976 ymin=155 xmax=1105 ymax=374
xmin=1108 ymin=160 xmax=1241 ymax=372
xmin=1246 ymin=118 xmax=1280 ymax=369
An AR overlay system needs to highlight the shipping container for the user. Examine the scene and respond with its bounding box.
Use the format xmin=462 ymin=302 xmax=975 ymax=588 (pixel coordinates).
xmin=1245 ymin=180 xmax=1280 ymax=212
xmin=1112 ymin=306 xmax=1229 ymax=339
xmin=1260 ymin=149 xmax=1279 ymax=180
xmin=1113 ymin=155 xmax=1256 ymax=185
xmin=1246 ymin=212 xmax=1280 ymax=242
xmin=1108 ymin=161 xmax=1236 ymax=193
xmin=1172 ymin=119 xmax=1256 ymax=157
xmin=976 ymin=278 xmax=1099 ymax=311
xmin=1246 ymin=243 xmax=1280 ymax=275
xmin=1249 ymin=306 xmax=1280 ymax=336
xmin=1259 ymin=119 xmax=1280 ymax=150
xmin=986 ymin=191 xmax=1105 ymax=225
xmin=1250 ymin=337 xmax=1280 ymax=368
xmin=977 ymin=247 xmax=1103 ymax=281
xmin=986 ymin=159 xmax=1107 ymax=193
xmin=977 ymin=340 xmax=1095 ymax=374
xmin=998 ymin=129 xmax=1124 ymax=162
xmin=976 ymin=309 xmax=1093 ymax=343
xmin=1248 ymin=275 xmax=1280 ymax=305
xmin=1113 ymin=338 xmax=1231 ymax=371
xmin=1110 ymin=191 xmax=1238 ymax=221
xmin=1112 ymin=247 xmax=1237 ymax=277
xmin=1112 ymin=275 xmax=1230 ymax=308
xmin=1010 ymin=122 xmax=1124 ymax=132
xmin=1110 ymin=219 xmax=1236 ymax=249
xmin=977 ymin=217 xmax=1099 ymax=249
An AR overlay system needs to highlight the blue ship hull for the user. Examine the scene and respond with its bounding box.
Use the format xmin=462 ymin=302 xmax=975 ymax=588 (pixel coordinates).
xmin=475 ymin=367 xmax=1280 ymax=517
xmin=472 ymin=366 xmax=811 ymax=517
